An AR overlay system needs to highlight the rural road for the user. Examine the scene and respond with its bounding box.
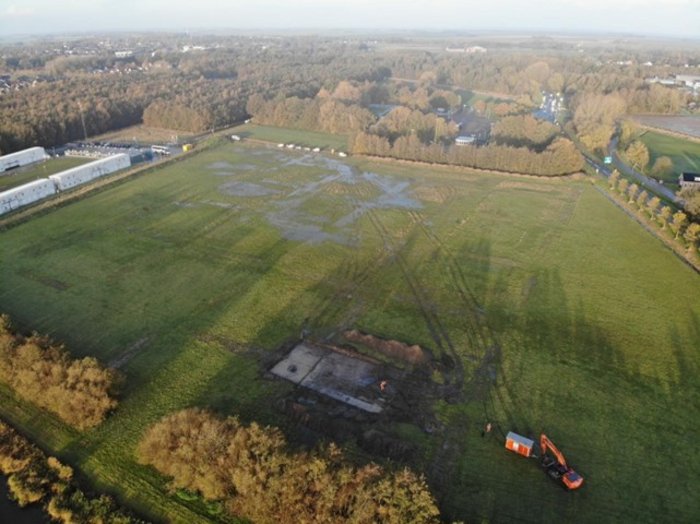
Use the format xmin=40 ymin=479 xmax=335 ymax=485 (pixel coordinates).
xmin=608 ymin=137 xmax=681 ymax=204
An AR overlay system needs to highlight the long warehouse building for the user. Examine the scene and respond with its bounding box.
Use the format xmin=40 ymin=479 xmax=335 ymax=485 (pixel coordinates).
xmin=48 ymin=153 xmax=131 ymax=191
xmin=0 ymin=153 xmax=132 ymax=216
xmin=0 ymin=178 xmax=56 ymax=215
xmin=0 ymin=147 xmax=48 ymax=173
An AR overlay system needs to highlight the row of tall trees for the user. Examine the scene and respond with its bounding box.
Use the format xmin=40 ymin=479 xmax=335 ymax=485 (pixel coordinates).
xmin=352 ymin=132 xmax=584 ymax=175
xmin=0 ymin=315 xmax=120 ymax=430
xmin=609 ymin=171 xmax=700 ymax=252
xmin=138 ymin=408 xmax=440 ymax=524
xmin=0 ymin=420 xmax=142 ymax=523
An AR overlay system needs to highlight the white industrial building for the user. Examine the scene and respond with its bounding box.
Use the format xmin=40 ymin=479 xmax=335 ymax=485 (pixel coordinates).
xmin=0 ymin=178 xmax=56 ymax=215
xmin=0 ymin=147 xmax=48 ymax=173
xmin=49 ymin=154 xmax=131 ymax=191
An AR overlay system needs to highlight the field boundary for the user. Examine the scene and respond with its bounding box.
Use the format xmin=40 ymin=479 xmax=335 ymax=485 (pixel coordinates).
xmin=356 ymin=153 xmax=585 ymax=179
xmin=593 ymin=184 xmax=700 ymax=274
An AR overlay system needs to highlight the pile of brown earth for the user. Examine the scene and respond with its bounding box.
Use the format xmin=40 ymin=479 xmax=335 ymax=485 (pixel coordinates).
xmin=343 ymin=330 xmax=428 ymax=365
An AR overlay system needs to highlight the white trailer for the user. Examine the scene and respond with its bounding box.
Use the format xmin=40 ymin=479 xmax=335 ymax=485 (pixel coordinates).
xmin=49 ymin=154 xmax=131 ymax=191
xmin=0 ymin=178 xmax=56 ymax=215
xmin=0 ymin=147 xmax=48 ymax=173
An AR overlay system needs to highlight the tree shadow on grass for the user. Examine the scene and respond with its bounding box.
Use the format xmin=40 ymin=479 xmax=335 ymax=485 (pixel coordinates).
xmin=57 ymin=236 xmax=294 ymax=461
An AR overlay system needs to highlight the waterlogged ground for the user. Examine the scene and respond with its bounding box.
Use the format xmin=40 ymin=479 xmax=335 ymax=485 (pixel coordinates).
xmin=201 ymin=147 xmax=422 ymax=245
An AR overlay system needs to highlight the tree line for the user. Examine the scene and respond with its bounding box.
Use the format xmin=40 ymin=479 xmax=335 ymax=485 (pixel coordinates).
xmin=608 ymin=171 xmax=700 ymax=257
xmin=351 ymin=132 xmax=584 ymax=176
xmin=137 ymin=408 xmax=440 ymax=524
xmin=0 ymin=315 xmax=120 ymax=430
xmin=2 ymin=34 xmax=694 ymax=155
xmin=0 ymin=419 xmax=143 ymax=523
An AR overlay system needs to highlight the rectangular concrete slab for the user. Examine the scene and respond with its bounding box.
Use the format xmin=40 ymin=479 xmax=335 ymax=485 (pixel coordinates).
xmin=269 ymin=343 xmax=325 ymax=384
xmin=271 ymin=342 xmax=385 ymax=413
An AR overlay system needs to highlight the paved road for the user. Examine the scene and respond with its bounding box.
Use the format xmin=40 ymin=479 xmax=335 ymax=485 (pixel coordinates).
xmin=608 ymin=136 xmax=681 ymax=203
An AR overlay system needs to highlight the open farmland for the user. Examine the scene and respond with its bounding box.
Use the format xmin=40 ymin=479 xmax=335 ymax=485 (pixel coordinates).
xmin=0 ymin=138 xmax=698 ymax=523
xmin=0 ymin=156 xmax=89 ymax=191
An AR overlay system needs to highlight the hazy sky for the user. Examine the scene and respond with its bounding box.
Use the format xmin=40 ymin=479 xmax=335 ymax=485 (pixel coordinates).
xmin=1 ymin=0 xmax=699 ymax=38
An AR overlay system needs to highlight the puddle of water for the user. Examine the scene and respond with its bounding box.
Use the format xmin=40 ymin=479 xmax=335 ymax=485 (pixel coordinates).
xmin=206 ymin=148 xmax=423 ymax=245
xmin=203 ymin=200 xmax=237 ymax=209
xmin=207 ymin=161 xmax=235 ymax=169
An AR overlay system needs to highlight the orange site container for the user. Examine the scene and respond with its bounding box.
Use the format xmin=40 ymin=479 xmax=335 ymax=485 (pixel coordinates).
xmin=505 ymin=432 xmax=534 ymax=458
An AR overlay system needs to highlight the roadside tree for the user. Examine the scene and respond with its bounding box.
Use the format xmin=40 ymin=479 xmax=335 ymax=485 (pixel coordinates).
xmin=628 ymin=183 xmax=639 ymax=203
xmin=679 ymin=188 xmax=700 ymax=218
xmin=659 ymin=206 xmax=672 ymax=229
xmin=609 ymin=169 xmax=620 ymax=189
xmin=618 ymin=178 xmax=629 ymax=196
xmin=672 ymin=211 xmax=689 ymax=239
xmin=636 ymin=190 xmax=648 ymax=210
xmin=626 ymin=140 xmax=650 ymax=171
xmin=684 ymin=223 xmax=700 ymax=252
xmin=646 ymin=196 xmax=661 ymax=219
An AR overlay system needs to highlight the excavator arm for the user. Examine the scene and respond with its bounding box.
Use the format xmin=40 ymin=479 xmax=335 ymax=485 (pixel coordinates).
xmin=540 ymin=433 xmax=583 ymax=490
xmin=540 ymin=434 xmax=568 ymax=468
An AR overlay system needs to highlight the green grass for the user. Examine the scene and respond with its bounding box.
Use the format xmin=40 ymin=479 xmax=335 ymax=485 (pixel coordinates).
xmin=0 ymin=156 xmax=89 ymax=191
xmin=0 ymin=138 xmax=698 ymax=523
xmin=233 ymin=123 xmax=349 ymax=150
xmin=639 ymin=130 xmax=700 ymax=185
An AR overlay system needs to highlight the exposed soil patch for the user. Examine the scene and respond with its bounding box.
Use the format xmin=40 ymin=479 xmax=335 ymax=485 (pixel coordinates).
xmin=343 ymin=329 xmax=429 ymax=365
xmin=268 ymin=334 xmax=457 ymax=462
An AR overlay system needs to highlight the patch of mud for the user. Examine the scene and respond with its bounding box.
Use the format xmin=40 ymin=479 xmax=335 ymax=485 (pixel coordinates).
xmin=219 ymin=181 xmax=280 ymax=197
xmin=344 ymin=330 xmax=428 ymax=365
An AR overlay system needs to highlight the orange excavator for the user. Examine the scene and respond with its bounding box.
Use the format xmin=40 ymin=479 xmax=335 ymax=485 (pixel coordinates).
xmin=505 ymin=431 xmax=584 ymax=490
xmin=539 ymin=434 xmax=584 ymax=490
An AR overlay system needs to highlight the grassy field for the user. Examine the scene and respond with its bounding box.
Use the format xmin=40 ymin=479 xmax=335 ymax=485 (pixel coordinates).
xmin=0 ymin=139 xmax=698 ymax=523
xmin=639 ymin=130 xmax=700 ymax=185
xmin=0 ymin=156 xmax=89 ymax=191
xmin=233 ymin=123 xmax=349 ymax=150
